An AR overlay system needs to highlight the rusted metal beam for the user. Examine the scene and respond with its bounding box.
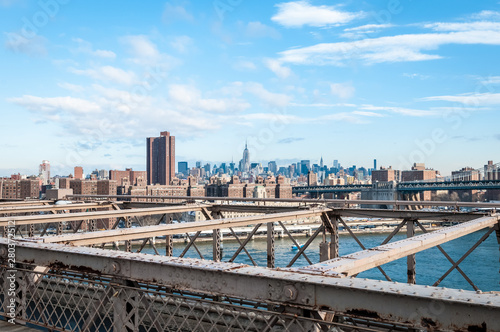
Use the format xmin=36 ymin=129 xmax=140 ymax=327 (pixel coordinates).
xmin=299 ymin=215 xmax=500 ymax=277
xmin=330 ymin=208 xmax=485 ymax=222
xmin=0 ymin=204 xmax=211 ymax=226
xmin=407 ymin=219 xmax=416 ymax=284
xmin=0 ymin=200 xmax=55 ymax=207
xmin=68 ymin=194 xmax=500 ymax=209
xmin=2 ymin=239 xmax=499 ymax=331
xmin=337 ymin=216 xmax=392 ymax=281
xmin=35 ymin=208 xmax=330 ymax=246
xmin=0 ymin=202 xmax=115 ymax=214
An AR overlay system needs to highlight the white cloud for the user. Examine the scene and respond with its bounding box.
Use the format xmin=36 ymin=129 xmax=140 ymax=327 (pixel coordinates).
xmin=360 ymin=105 xmax=440 ymax=117
xmin=4 ymin=32 xmax=47 ymax=56
xmin=244 ymin=82 xmax=292 ymax=108
xmin=272 ymin=1 xmax=363 ymax=28
xmin=9 ymin=95 xmax=100 ymax=114
xmin=233 ymin=59 xmax=257 ymax=71
xmin=481 ymin=76 xmax=500 ymax=85
xmin=121 ymin=35 xmax=179 ymax=69
xmin=352 ymin=111 xmax=384 ymax=117
xmin=424 ymin=21 xmax=500 ymax=32
xmin=318 ymin=112 xmax=367 ymax=124
xmin=170 ymin=35 xmax=193 ymax=53
xmin=69 ymin=66 xmax=137 ymax=85
xmin=246 ymin=21 xmax=280 ymax=39
xmin=330 ymin=82 xmax=355 ymax=99
xmin=239 ymin=112 xmax=300 ymax=123
xmin=421 ymin=92 xmax=500 ymax=106
xmin=72 ymin=38 xmax=116 ymax=59
xmin=341 ymin=24 xmax=394 ymax=39
xmin=58 ymin=82 xmax=85 ymax=93
xmin=344 ymin=24 xmax=394 ymax=32
xmin=264 ymin=58 xmax=292 ymax=79
xmin=279 ymin=27 xmax=500 ymax=66
xmin=121 ymin=35 xmax=160 ymax=59
xmin=290 ymin=102 xmax=356 ymax=107
xmin=168 ymin=84 xmax=250 ymax=113
xmin=470 ymin=10 xmax=500 ymax=20
xmin=403 ymin=73 xmax=430 ymax=80
xmin=162 ymin=1 xmax=193 ymax=24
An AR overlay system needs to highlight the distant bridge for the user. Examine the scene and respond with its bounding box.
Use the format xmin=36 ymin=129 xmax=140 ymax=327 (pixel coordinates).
xmin=293 ymin=179 xmax=500 ymax=195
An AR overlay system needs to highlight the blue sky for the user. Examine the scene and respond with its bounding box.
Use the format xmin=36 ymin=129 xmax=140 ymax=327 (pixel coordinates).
xmin=1 ymin=0 xmax=499 ymax=177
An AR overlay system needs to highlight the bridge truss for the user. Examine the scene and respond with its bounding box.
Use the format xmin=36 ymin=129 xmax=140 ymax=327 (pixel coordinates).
xmin=1 ymin=196 xmax=499 ymax=331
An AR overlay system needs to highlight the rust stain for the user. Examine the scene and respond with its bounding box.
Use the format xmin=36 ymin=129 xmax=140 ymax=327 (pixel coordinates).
xmin=345 ymin=309 xmax=380 ymax=319
xmin=467 ymin=323 xmax=487 ymax=332
xmin=421 ymin=317 xmax=437 ymax=328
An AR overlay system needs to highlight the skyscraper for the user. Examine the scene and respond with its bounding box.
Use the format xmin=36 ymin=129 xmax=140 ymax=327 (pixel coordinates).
xmin=147 ymin=131 xmax=175 ymax=185
xmin=39 ymin=160 xmax=50 ymax=185
xmin=74 ymin=166 xmax=83 ymax=179
xmin=240 ymin=142 xmax=250 ymax=173
xmin=178 ymin=161 xmax=188 ymax=176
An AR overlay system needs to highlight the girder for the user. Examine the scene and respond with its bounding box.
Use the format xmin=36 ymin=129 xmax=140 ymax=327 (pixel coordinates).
xmin=297 ymin=215 xmax=500 ymax=277
xmin=0 ymin=203 xmax=210 ymax=226
xmin=33 ymin=207 xmax=330 ymax=246
xmin=1 ymin=239 xmax=499 ymax=331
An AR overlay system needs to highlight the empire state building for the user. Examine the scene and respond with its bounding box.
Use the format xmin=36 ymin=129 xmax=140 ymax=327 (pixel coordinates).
xmin=240 ymin=142 xmax=250 ymax=173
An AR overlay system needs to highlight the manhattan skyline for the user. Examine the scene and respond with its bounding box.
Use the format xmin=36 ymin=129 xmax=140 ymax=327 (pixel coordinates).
xmin=1 ymin=1 xmax=500 ymax=176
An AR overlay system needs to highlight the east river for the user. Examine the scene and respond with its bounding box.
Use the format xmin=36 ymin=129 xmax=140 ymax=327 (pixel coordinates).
xmin=139 ymin=229 xmax=500 ymax=291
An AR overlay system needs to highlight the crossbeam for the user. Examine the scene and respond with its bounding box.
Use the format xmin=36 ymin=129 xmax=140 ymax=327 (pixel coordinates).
xmin=32 ymin=208 xmax=330 ymax=246
xmin=0 ymin=202 xmax=116 ymax=214
xmin=331 ymin=208 xmax=486 ymax=222
xmin=1 ymin=239 xmax=499 ymax=331
xmin=297 ymin=215 xmax=500 ymax=277
xmin=0 ymin=200 xmax=54 ymax=207
xmin=0 ymin=204 xmax=211 ymax=226
xmin=68 ymin=194 xmax=500 ymax=209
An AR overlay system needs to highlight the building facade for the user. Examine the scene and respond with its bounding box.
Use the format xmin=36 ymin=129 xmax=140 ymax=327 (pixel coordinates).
xmin=147 ymin=131 xmax=175 ymax=185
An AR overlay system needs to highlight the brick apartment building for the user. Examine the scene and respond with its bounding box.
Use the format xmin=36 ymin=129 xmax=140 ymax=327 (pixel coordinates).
xmin=206 ymin=175 xmax=292 ymax=199
xmin=69 ymin=179 xmax=117 ymax=196
xmin=0 ymin=178 xmax=40 ymax=199
xmin=371 ymin=167 xmax=401 ymax=182
xmin=110 ymin=168 xmax=147 ymax=186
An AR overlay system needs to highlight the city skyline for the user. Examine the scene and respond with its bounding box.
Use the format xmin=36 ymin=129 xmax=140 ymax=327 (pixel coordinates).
xmin=1 ymin=1 xmax=500 ymax=176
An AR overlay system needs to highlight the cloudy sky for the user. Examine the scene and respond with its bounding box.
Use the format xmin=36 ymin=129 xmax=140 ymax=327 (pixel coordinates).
xmin=1 ymin=0 xmax=499 ymax=177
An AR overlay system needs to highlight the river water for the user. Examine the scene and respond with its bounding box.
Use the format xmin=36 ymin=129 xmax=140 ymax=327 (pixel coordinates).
xmin=139 ymin=229 xmax=500 ymax=292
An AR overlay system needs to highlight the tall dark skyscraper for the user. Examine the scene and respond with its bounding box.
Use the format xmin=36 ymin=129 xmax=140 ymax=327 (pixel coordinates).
xmin=178 ymin=161 xmax=188 ymax=176
xmin=147 ymin=131 xmax=175 ymax=185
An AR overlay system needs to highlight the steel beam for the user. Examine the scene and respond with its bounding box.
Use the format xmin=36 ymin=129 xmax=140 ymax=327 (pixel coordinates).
xmin=0 ymin=204 xmax=211 ymax=227
xmin=0 ymin=202 xmax=115 ymax=214
xmin=212 ymin=204 xmax=302 ymax=214
xmin=38 ymin=208 xmax=329 ymax=246
xmin=407 ymin=219 xmax=416 ymax=284
xmin=2 ymin=239 xmax=499 ymax=331
xmin=0 ymin=200 xmax=54 ymax=207
xmin=68 ymin=194 xmax=500 ymax=209
xmin=267 ymin=222 xmax=275 ymax=268
xmin=299 ymin=215 xmax=500 ymax=277
xmin=330 ymin=208 xmax=485 ymax=222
